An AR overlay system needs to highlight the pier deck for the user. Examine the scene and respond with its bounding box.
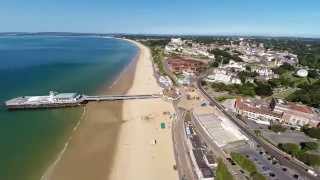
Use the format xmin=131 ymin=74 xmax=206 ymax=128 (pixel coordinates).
xmin=83 ymin=94 xmax=161 ymax=101
xmin=5 ymin=93 xmax=162 ymax=110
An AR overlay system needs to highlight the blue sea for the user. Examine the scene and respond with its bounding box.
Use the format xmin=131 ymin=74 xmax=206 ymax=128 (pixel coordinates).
xmin=0 ymin=36 xmax=138 ymax=180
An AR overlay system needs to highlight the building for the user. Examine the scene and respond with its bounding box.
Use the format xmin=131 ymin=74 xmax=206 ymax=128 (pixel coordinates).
xmin=159 ymin=76 xmax=173 ymax=87
xmin=271 ymin=99 xmax=320 ymax=128
xmin=222 ymin=60 xmax=246 ymax=72
xmin=50 ymin=92 xmax=80 ymax=102
xmin=235 ymin=97 xmax=282 ymax=125
xmin=205 ymin=68 xmax=241 ymax=84
xmin=193 ymin=112 xmax=248 ymax=147
xmin=167 ymin=57 xmax=207 ymax=74
xmin=251 ymin=66 xmax=279 ymax=81
xmin=177 ymin=70 xmax=193 ymax=85
xmin=235 ymin=97 xmax=320 ymax=128
xmin=296 ymin=69 xmax=308 ymax=77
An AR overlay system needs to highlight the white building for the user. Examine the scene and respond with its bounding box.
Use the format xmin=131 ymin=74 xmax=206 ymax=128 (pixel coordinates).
xmin=271 ymin=99 xmax=320 ymax=128
xmin=235 ymin=97 xmax=282 ymax=125
xmin=159 ymin=76 xmax=173 ymax=87
xmin=222 ymin=60 xmax=245 ymax=72
xmin=296 ymin=69 xmax=308 ymax=77
xmin=205 ymin=68 xmax=241 ymax=84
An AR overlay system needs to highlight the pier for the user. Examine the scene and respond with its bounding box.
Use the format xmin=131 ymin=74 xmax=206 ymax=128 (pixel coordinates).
xmin=5 ymin=92 xmax=162 ymax=110
xmin=83 ymin=94 xmax=161 ymax=101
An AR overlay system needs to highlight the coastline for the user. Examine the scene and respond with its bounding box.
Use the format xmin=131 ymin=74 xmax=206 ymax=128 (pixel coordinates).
xmin=43 ymin=38 xmax=178 ymax=180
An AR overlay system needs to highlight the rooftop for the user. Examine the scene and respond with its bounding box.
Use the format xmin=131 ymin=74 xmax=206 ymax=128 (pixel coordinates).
xmin=235 ymin=97 xmax=282 ymax=118
xmin=54 ymin=93 xmax=78 ymax=99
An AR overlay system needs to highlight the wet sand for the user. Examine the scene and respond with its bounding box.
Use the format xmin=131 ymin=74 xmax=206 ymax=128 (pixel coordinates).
xmin=44 ymin=39 xmax=178 ymax=180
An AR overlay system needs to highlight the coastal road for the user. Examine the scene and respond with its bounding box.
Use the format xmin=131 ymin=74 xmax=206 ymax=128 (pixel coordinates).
xmin=172 ymin=105 xmax=197 ymax=180
xmin=196 ymin=78 xmax=318 ymax=180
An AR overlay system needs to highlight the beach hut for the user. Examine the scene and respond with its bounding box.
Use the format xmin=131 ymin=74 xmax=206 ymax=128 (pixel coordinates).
xmin=160 ymin=122 xmax=166 ymax=129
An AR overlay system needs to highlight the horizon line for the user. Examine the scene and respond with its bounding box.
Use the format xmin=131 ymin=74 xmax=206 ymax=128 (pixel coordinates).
xmin=0 ymin=31 xmax=320 ymax=39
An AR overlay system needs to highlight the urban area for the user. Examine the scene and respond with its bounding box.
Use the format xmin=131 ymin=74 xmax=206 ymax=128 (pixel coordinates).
xmin=123 ymin=35 xmax=320 ymax=180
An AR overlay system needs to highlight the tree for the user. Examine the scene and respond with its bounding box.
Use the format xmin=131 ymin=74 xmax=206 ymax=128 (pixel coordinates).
xmin=251 ymin=172 xmax=267 ymax=180
xmin=239 ymin=83 xmax=256 ymax=96
xmin=231 ymin=152 xmax=257 ymax=174
xmin=269 ymin=124 xmax=287 ymax=133
xmin=268 ymin=78 xmax=282 ymax=88
xmin=273 ymin=63 xmax=295 ymax=75
xmin=216 ymin=159 xmax=234 ymax=180
xmin=238 ymin=71 xmax=258 ymax=84
xmin=255 ymin=82 xmax=273 ymax=96
xmin=245 ymin=65 xmax=251 ymax=72
xmin=231 ymin=152 xmax=266 ymax=180
xmin=209 ymin=61 xmax=219 ymax=67
xmin=278 ymin=143 xmax=301 ymax=157
xmin=254 ymin=130 xmax=262 ymax=136
xmin=301 ymin=127 xmax=320 ymax=139
xmin=308 ymin=69 xmax=319 ymax=79
xmin=300 ymin=142 xmax=318 ymax=151
xmin=201 ymin=80 xmax=207 ymax=86
xmin=297 ymin=153 xmax=320 ymax=167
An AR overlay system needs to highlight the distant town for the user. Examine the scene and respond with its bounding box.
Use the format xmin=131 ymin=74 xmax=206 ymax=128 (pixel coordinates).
xmin=122 ymin=35 xmax=320 ymax=180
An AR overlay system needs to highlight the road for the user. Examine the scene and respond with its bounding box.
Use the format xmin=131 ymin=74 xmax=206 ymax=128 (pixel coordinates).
xmin=172 ymin=105 xmax=197 ymax=180
xmin=196 ymin=78 xmax=318 ymax=180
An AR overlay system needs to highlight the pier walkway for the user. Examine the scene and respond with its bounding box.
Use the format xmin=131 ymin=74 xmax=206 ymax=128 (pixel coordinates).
xmin=83 ymin=94 xmax=161 ymax=101
xmin=5 ymin=93 xmax=162 ymax=110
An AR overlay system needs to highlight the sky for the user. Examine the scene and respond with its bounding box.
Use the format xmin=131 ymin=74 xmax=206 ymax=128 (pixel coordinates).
xmin=1 ymin=0 xmax=320 ymax=37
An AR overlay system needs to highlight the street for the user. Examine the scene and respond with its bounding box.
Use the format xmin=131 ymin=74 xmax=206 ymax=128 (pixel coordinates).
xmin=172 ymin=105 xmax=197 ymax=180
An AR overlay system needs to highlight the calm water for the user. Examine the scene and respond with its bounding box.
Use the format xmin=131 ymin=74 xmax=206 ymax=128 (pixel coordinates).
xmin=0 ymin=36 xmax=138 ymax=180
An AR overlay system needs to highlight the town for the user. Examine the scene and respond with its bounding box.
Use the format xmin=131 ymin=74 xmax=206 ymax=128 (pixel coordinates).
xmin=124 ymin=35 xmax=320 ymax=180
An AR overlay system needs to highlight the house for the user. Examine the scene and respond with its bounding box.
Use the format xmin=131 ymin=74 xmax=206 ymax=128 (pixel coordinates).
xmin=251 ymin=66 xmax=279 ymax=80
xmin=235 ymin=97 xmax=320 ymax=128
xmin=235 ymin=97 xmax=282 ymax=125
xmin=205 ymin=68 xmax=241 ymax=84
xmin=222 ymin=60 xmax=245 ymax=72
xmin=271 ymin=99 xmax=320 ymax=128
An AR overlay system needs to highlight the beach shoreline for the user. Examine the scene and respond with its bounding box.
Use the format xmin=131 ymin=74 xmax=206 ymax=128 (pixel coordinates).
xmin=41 ymin=38 xmax=138 ymax=180
xmin=42 ymin=38 xmax=178 ymax=180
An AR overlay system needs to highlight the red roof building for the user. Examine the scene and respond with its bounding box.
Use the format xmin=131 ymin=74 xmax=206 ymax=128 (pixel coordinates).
xmin=234 ymin=97 xmax=320 ymax=128
xmin=167 ymin=57 xmax=207 ymax=74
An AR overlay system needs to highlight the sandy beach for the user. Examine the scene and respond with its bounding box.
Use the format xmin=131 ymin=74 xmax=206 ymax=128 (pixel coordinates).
xmin=44 ymin=39 xmax=178 ymax=180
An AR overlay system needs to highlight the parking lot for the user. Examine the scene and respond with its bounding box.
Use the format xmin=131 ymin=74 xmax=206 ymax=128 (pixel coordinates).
xmin=235 ymin=144 xmax=306 ymax=180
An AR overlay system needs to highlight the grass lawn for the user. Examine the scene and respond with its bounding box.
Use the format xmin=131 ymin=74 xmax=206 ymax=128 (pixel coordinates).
xmin=281 ymin=71 xmax=317 ymax=87
xmin=216 ymin=159 xmax=234 ymax=180
xmin=272 ymin=87 xmax=297 ymax=99
xmin=216 ymin=95 xmax=236 ymax=102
